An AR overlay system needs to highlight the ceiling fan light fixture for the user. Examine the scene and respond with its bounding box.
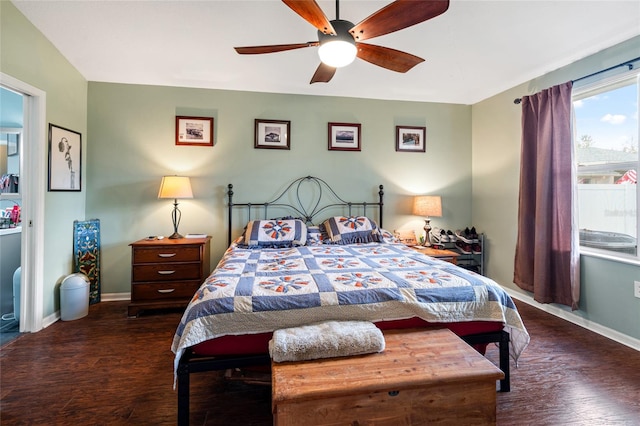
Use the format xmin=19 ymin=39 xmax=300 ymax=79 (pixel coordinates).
xmin=318 ymin=39 xmax=357 ymax=68
xmin=317 ymin=19 xmax=357 ymax=68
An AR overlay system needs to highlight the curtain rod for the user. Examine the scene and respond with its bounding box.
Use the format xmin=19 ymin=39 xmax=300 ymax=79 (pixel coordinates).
xmin=513 ymin=56 xmax=640 ymax=104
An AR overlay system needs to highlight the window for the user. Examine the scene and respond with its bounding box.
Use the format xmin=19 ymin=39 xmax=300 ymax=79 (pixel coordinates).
xmin=573 ymin=70 xmax=639 ymax=259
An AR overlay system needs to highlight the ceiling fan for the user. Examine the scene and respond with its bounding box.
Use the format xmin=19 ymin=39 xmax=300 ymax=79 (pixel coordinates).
xmin=234 ymin=0 xmax=450 ymax=84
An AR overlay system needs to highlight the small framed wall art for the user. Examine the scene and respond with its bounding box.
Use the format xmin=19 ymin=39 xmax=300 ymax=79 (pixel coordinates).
xmin=396 ymin=125 xmax=426 ymax=152
xmin=175 ymin=116 xmax=214 ymax=146
xmin=255 ymin=119 xmax=290 ymax=150
xmin=48 ymin=123 xmax=82 ymax=191
xmin=328 ymin=122 xmax=361 ymax=151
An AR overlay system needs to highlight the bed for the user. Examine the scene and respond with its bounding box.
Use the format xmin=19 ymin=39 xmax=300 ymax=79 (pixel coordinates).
xmin=171 ymin=176 xmax=530 ymax=425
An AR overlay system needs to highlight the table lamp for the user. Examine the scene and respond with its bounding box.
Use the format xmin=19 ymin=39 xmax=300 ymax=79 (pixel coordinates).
xmin=158 ymin=175 xmax=193 ymax=239
xmin=413 ymin=195 xmax=442 ymax=246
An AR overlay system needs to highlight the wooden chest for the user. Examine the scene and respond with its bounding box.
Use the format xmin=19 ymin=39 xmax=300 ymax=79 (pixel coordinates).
xmin=272 ymin=328 xmax=504 ymax=426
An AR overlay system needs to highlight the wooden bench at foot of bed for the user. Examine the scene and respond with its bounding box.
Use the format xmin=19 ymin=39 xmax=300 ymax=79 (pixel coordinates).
xmin=176 ymin=329 xmax=511 ymax=425
xmin=272 ymin=328 xmax=505 ymax=426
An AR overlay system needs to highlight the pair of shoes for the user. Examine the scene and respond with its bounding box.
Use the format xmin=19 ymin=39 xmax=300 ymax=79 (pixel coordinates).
xmin=455 ymin=227 xmax=479 ymax=244
xmin=430 ymin=228 xmax=458 ymax=244
xmin=455 ymin=240 xmax=472 ymax=254
xmin=429 ymin=227 xmax=449 ymax=244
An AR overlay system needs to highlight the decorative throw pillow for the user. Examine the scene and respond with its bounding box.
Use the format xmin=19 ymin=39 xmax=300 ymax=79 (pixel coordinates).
xmin=242 ymin=219 xmax=307 ymax=247
xmin=306 ymin=225 xmax=325 ymax=246
xmin=321 ymin=216 xmax=381 ymax=245
xmin=379 ymin=229 xmax=400 ymax=244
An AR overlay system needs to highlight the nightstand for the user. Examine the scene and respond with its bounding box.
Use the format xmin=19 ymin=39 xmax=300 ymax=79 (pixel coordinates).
xmin=128 ymin=237 xmax=211 ymax=317
xmin=408 ymin=245 xmax=460 ymax=265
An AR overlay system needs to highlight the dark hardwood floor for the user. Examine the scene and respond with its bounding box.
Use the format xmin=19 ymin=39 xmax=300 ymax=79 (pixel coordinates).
xmin=1 ymin=300 xmax=639 ymax=425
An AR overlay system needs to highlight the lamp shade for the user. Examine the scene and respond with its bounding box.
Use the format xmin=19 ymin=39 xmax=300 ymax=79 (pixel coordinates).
xmin=158 ymin=176 xmax=193 ymax=199
xmin=413 ymin=195 xmax=442 ymax=217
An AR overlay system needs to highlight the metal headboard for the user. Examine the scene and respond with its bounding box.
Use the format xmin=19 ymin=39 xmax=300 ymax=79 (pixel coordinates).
xmin=227 ymin=176 xmax=384 ymax=245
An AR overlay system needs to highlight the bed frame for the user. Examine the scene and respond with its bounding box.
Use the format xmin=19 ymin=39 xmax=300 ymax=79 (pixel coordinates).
xmin=226 ymin=175 xmax=385 ymax=245
xmin=176 ymin=176 xmax=510 ymax=426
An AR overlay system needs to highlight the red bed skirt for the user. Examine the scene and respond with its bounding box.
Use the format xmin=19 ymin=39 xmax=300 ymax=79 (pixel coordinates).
xmin=191 ymin=318 xmax=504 ymax=356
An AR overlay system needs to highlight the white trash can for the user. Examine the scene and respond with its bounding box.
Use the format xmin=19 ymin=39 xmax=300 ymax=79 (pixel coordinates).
xmin=60 ymin=273 xmax=90 ymax=321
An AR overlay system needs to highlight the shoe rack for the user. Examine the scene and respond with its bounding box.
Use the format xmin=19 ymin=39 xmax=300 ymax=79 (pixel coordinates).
xmin=441 ymin=234 xmax=484 ymax=275
xmin=458 ymin=233 xmax=484 ymax=275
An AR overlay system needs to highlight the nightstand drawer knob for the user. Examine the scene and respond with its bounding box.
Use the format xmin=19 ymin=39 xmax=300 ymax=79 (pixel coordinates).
xmin=157 ymin=270 xmax=176 ymax=275
xmin=158 ymin=253 xmax=177 ymax=258
xmin=157 ymin=288 xmax=176 ymax=294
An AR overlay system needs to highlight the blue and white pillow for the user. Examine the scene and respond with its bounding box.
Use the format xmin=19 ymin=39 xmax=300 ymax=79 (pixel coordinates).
xmin=306 ymin=225 xmax=326 ymax=246
xmin=379 ymin=229 xmax=400 ymax=244
xmin=242 ymin=219 xmax=307 ymax=247
xmin=321 ymin=216 xmax=381 ymax=245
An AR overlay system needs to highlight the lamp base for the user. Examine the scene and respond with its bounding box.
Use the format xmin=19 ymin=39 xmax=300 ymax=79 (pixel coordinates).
xmin=168 ymin=199 xmax=183 ymax=239
xmin=422 ymin=218 xmax=432 ymax=247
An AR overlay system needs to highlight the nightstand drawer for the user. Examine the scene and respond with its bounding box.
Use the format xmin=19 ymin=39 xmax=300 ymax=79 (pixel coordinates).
xmin=132 ymin=263 xmax=202 ymax=282
xmin=132 ymin=281 xmax=201 ymax=300
xmin=133 ymin=246 xmax=202 ymax=264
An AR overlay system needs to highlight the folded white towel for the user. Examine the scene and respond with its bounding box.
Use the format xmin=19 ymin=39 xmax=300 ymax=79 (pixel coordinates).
xmin=269 ymin=320 xmax=385 ymax=363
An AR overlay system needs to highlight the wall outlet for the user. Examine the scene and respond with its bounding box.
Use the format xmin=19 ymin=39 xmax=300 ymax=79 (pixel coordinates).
xmin=635 ymin=281 xmax=640 ymax=299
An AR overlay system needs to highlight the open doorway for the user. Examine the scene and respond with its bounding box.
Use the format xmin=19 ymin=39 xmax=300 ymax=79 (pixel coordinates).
xmin=1 ymin=73 xmax=46 ymax=334
xmin=0 ymin=87 xmax=23 ymax=342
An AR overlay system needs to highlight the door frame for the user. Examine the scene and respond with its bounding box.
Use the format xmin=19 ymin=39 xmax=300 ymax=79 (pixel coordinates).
xmin=1 ymin=72 xmax=46 ymax=332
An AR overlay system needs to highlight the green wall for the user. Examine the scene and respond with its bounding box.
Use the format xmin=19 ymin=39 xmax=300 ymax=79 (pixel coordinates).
xmin=472 ymin=36 xmax=640 ymax=341
xmin=86 ymin=83 xmax=472 ymax=294
xmin=1 ymin=1 xmax=88 ymax=317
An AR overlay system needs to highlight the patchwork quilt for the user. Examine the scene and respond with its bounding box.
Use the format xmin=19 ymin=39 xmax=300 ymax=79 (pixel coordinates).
xmin=172 ymin=242 xmax=530 ymax=371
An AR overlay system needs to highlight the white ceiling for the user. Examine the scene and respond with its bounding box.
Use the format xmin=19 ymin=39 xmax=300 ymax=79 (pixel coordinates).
xmin=12 ymin=0 xmax=640 ymax=105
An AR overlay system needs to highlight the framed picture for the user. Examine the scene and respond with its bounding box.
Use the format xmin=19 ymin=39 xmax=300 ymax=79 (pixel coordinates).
xmin=7 ymin=133 xmax=19 ymax=156
xmin=254 ymin=119 xmax=290 ymax=150
xmin=48 ymin=124 xmax=82 ymax=191
xmin=396 ymin=126 xmax=426 ymax=152
xmin=328 ymin=122 xmax=361 ymax=151
xmin=175 ymin=116 xmax=214 ymax=146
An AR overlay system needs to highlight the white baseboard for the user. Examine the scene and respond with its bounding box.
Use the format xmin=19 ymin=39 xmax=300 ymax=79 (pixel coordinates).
xmin=505 ymin=288 xmax=640 ymax=352
xmin=101 ymin=292 xmax=131 ymax=302
xmin=42 ymin=311 xmax=60 ymax=329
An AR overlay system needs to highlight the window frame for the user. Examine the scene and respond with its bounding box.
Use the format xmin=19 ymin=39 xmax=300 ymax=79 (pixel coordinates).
xmin=572 ymin=68 xmax=640 ymax=265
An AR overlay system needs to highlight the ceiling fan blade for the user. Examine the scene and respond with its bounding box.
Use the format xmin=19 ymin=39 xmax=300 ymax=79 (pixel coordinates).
xmin=310 ymin=63 xmax=337 ymax=84
xmin=234 ymin=42 xmax=319 ymax=55
xmin=356 ymin=42 xmax=425 ymax=73
xmin=282 ymin=0 xmax=336 ymax=35
xmin=350 ymin=0 xmax=450 ymax=42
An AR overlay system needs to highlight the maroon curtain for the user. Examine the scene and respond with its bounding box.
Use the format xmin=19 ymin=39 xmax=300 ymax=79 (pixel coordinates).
xmin=514 ymin=81 xmax=580 ymax=310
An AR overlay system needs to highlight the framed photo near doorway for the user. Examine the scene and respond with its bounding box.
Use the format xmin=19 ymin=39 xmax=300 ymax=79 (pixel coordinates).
xmin=48 ymin=124 xmax=82 ymax=191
